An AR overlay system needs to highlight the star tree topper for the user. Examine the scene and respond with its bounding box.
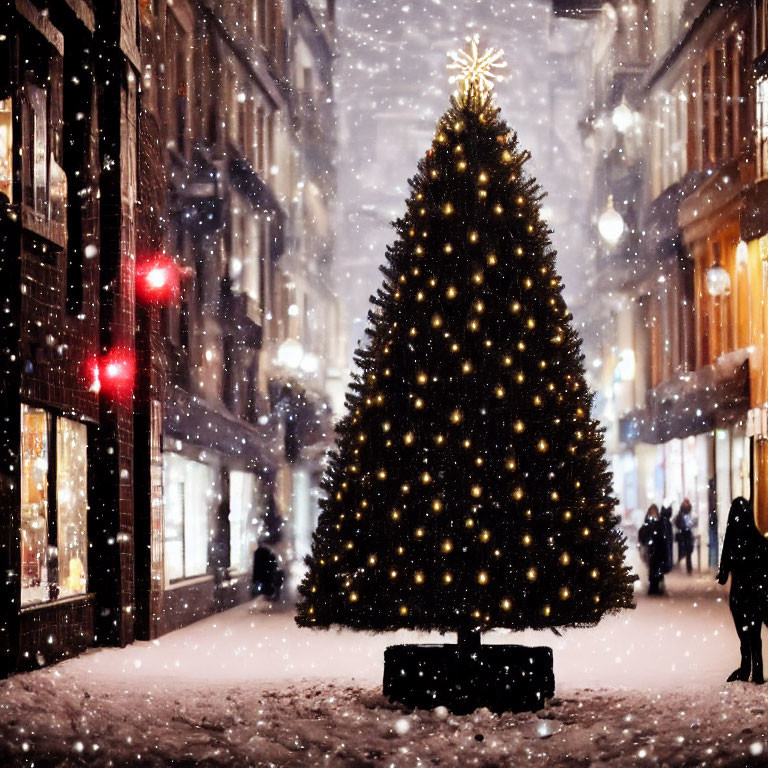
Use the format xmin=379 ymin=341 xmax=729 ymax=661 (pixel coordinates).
xmin=447 ymin=34 xmax=507 ymax=100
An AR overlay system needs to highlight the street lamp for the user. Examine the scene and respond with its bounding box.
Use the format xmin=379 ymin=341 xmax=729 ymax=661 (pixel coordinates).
xmin=706 ymin=261 xmax=731 ymax=297
xmin=277 ymin=338 xmax=305 ymax=370
xmin=611 ymin=100 xmax=635 ymax=134
xmin=598 ymin=195 xmax=625 ymax=247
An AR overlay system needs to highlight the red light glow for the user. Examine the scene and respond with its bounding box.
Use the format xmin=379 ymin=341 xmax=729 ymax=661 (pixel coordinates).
xmin=91 ymin=348 xmax=135 ymax=400
xmin=136 ymin=254 xmax=181 ymax=305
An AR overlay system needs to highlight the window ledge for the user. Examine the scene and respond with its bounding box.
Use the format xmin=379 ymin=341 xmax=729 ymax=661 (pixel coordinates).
xmin=165 ymin=573 xmax=214 ymax=591
xmin=20 ymin=592 xmax=94 ymax=614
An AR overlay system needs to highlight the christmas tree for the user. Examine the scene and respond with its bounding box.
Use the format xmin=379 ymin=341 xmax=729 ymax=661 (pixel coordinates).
xmin=297 ymin=38 xmax=634 ymax=648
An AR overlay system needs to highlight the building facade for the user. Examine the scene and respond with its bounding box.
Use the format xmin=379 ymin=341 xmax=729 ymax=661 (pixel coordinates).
xmin=554 ymin=0 xmax=768 ymax=568
xmin=0 ymin=0 xmax=343 ymax=676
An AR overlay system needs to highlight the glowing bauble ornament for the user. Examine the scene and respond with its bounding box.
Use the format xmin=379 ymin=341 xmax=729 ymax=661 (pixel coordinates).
xmin=597 ymin=195 xmax=625 ymax=246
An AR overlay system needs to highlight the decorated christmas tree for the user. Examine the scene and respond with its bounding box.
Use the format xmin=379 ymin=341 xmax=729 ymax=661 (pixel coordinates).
xmin=297 ymin=37 xmax=635 ymax=712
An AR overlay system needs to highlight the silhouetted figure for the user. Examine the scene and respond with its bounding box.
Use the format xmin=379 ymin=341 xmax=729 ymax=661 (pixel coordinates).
xmin=251 ymin=544 xmax=284 ymax=602
xmin=660 ymin=504 xmax=674 ymax=574
xmin=638 ymin=504 xmax=666 ymax=595
xmin=675 ymin=498 xmax=695 ymax=574
xmin=717 ymin=496 xmax=768 ymax=684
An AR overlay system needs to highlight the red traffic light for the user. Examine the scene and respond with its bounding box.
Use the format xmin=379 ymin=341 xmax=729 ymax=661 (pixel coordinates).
xmin=136 ymin=254 xmax=182 ymax=305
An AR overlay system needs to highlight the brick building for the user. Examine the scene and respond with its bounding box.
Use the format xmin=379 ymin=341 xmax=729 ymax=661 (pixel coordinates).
xmin=0 ymin=0 xmax=342 ymax=676
xmin=553 ymin=0 xmax=768 ymax=563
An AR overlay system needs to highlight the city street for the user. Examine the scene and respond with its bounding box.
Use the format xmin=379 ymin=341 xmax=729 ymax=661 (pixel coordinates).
xmin=2 ymin=572 xmax=767 ymax=767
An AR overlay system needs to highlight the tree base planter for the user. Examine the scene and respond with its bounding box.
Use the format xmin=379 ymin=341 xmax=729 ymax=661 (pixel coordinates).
xmin=383 ymin=643 xmax=554 ymax=715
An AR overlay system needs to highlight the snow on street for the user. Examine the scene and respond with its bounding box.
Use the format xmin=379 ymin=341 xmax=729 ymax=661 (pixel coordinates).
xmin=2 ymin=572 xmax=768 ymax=767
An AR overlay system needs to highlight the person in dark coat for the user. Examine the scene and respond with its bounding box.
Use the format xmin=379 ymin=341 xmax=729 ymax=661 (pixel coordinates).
xmin=638 ymin=504 xmax=666 ymax=595
xmin=252 ymin=543 xmax=284 ymax=602
xmin=717 ymin=496 xmax=768 ymax=684
xmin=660 ymin=504 xmax=674 ymax=574
xmin=675 ymin=498 xmax=696 ymax=574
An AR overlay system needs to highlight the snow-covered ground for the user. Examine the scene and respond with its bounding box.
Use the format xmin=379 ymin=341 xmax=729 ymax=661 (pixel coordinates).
xmin=2 ymin=570 xmax=768 ymax=767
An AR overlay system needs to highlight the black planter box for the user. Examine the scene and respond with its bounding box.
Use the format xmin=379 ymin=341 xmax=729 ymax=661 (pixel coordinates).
xmin=383 ymin=643 xmax=554 ymax=714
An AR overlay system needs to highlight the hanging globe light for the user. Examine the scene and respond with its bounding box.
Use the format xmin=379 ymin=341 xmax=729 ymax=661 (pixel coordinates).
xmin=706 ymin=262 xmax=731 ymax=297
xmin=598 ymin=195 xmax=625 ymax=247
xmin=611 ymin=100 xmax=635 ymax=134
xmin=277 ymin=338 xmax=305 ymax=369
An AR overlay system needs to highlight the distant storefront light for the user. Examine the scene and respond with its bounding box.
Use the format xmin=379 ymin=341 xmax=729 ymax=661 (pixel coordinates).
xmin=706 ymin=263 xmax=731 ymax=297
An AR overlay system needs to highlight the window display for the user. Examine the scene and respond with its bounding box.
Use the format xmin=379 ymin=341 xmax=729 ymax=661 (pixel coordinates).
xmin=0 ymin=98 xmax=11 ymax=202
xmin=56 ymin=418 xmax=88 ymax=598
xmin=229 ymin=471 xmax=262 ymax=573
xmin=20 ymin=406 xmax=51 ymax=606
xmin=163 ymin=453 xmax=218 ymax=584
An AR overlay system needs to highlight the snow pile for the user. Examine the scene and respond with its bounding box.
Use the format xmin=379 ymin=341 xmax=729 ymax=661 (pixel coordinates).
xmin=0 ymin=574 xmax=766 ymax=766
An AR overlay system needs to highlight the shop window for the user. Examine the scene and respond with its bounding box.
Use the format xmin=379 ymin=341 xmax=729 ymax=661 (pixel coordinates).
xmin=20 ymin=407 xmax=51 ymax=606
xmin=0 ymin=98 xmax=12 ymax=202
xmin=757 ymin=75 xmax=768 ymax=181
xmin=163 ymin=453 xmax=218 ymax=584
xmin=21 ymin=406 xmax=89 ymax=606
xmin=229 ymin=471 xmax=262 ymax=573
xmin=21 ymin=80 xmax=48 ymax=216
xmin=56 ymin=419 xmax=88 ymax=598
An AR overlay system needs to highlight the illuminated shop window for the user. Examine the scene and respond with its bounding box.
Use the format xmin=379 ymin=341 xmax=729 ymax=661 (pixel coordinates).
xmin=20 ymin=407 xmax=51 ymax=606
xmin=20 ymin=407 xmax=90 ymax=606
xmin=757 ymin=74 xmax=768 ymax=181
xmin=163 ymin=453 xmax=219 ymax=584
xmin=56 ymin=418 xmax=88 ymax=598
xmin=0 ymin=98 xmax=11 ymax=202
xmin=229 ymin=470 xmax=262 ymax=573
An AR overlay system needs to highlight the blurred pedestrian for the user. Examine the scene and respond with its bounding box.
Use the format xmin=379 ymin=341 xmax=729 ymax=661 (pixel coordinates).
xmin=638 ymin=504 xmax=666 ymax=595
xmin=675 ymin=498 xmax=696 ymax=574
xmin=717 ymin=496 xmax=768 ymax=684
xmin=660 ymin=503 xmax=674 ymax=574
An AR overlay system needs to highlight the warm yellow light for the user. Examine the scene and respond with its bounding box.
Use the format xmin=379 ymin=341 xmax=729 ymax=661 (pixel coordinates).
xmin=494 ymin=204 xmax=503 ymax=214
xmin=560 ymin=552 xmax=570 ymax=565
xmin=458 ymin=160 xmax=467 ymax=171
xmin=506 ymin=458 xmax=516 ymax=471
xmin=582 ymin=527 xmax=591 ymax=537
xmin=414 ymin=571 xmax=424 ymax=584
xmin=560 ymin=587 xmax=570 ymax=600
xmin=450 ymin=342 xmax=459 ymax=352
xmin=450 ymin=409 xmax=462 ymax=423
xmin=390 ymin=569 xmax=398 ymax=578
xmin=471 ymin=485 xmax=482 ymax=497
xmin=479 ymin=172 xmax=488 ymax=183
xmin=477 ymin=571 xmax=488 ymax=585
xmin=415 ymin=527 xmax=425 ymax=538
xmin=590 ymin=569 xmax=599 ymax=579
xmin=403 ymin=432 xmax=414 ymax=445
xmin=444 ymin=243 xmax=453 ymax=254
xmin=414 ymin=398 xmax=424 ymax=409
xmin=468 ymin=319 xmax=479 ymax=331
xmin=349 ymin=592 xmax=358 ymax=602
xmin=487 ymin=253 xmax=497 ymax=265
xmin=462 ymin=361 xmax=472 ymax=373
xmin=564 ymin=510 xmax=572 ymax=521
xmin=462 ymin=438 xmax=471 ymax=448
xmin=522 ymin=534 xmax=531 ymax=546
xmin=416 ymin=291 xmax=425 ymax=302
xmin=391 ymin=509 xmax=400 ymax=520
xmin=542 ymin=605 xmax=551 ymax=617
xmin=447 ymin=34 xmax=507 ymax=98
xmin=495 ymin=386 xmax=505 ymax=398
xmin=368 ymin=555 xmax=377 ymax=566
xmin=501 ymin=598 xmax=512 ymax=610
xmin=502 ymin=355 xmax=512 ymax=367
xmin=469 ymin=231 xmax=478 ymax=243
xmin=513 ymin=486 xmax=524 ymax=500
xmin=473 ymin=272 xmax=484 ymax=284
xmin=377 ymin=469 xmax=387 ymax=480
xmin=442 ymin=539 xmax=453 ymax=552
xmin=401 ymin=483 xmax=410 ymax=494
xmin=400 ymin=605 xmax=408 ymax=615
xmin=432 ymin=499 xmax=443 ymax=512
xmin=533 ymin=395 xmax=542 ymax=406
xmin=446 ymin=285 xmax=457 ymax=299
xmin=537 ymin=439 xmax=548 ymax=453
xmin=443 ymin=203 xmax=454 ymax=215
xmin=513 ymin=420 xmax=525 ymax=433
xmin=421 ymin=472 xmax=432 ymax=484
xmin=526 ymin=568 xmax=537 ymax=581
xmin=502 ymin=150 xmax=512 ymax=162
xmin=510 ymin=301 xmax=520 ymax=313
xmin=480 ymin=529 xmax=490 ymax=543
xmin=443 ymin=572 xmax=453 ymax=584
xmin=432 ymin=314 xmax=443 ymax=328
xmin=417 ymin=372 xmax=428 ymax=384
xmin=430 ymin=169 xmax=438 ymax=178
xmin=475 ymin=300 xmax=484 ymax=313
xmin=434 ymin=434 xmax=445 ymax=445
